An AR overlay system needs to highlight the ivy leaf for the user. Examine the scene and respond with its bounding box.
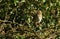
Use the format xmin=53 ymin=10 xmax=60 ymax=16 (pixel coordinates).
xmin=43 ymin=0 xmax=46 ymax=3
xmin=14 ymin=0 xmax=19 ymax=6
xmin=0 ymin=0 xmax=2 ymax=2
xmin=21 ymin=0 xmax=25 ymax=2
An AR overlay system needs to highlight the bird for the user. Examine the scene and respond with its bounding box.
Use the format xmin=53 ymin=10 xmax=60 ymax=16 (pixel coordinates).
xmin=37 ymin=10 xmax=42 ymax=23
xmin=33 ymin=10 xmax=42 ymax=26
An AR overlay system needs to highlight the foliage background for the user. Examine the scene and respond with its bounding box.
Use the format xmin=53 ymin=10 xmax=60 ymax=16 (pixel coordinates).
xmin=0 ymin=0 xmax=60 ymax=39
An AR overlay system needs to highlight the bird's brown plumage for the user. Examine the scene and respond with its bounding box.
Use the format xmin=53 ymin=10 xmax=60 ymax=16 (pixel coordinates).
xmin=33 ymin=10 xmax=42 ymax=26
xmin=37 ymin=10 xmax=42 ymax=23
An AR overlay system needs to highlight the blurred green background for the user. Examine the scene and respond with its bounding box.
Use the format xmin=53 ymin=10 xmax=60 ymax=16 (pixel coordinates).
xmin=0 ymin=0 xmax=60 ymax=39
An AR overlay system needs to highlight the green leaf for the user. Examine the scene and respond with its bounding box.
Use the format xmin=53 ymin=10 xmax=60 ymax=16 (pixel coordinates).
xmin=43 ymin=0 xmax=46 ymax=3
xmin=0 ymin=0 xmax=2 ymax=2
xmin=14 ymin=0 xmax=19 ymax=6
xmin=16 ymin=35 xmax=25 ymax=39
xmin=21 ymin=0 xmax=25 ymax=2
